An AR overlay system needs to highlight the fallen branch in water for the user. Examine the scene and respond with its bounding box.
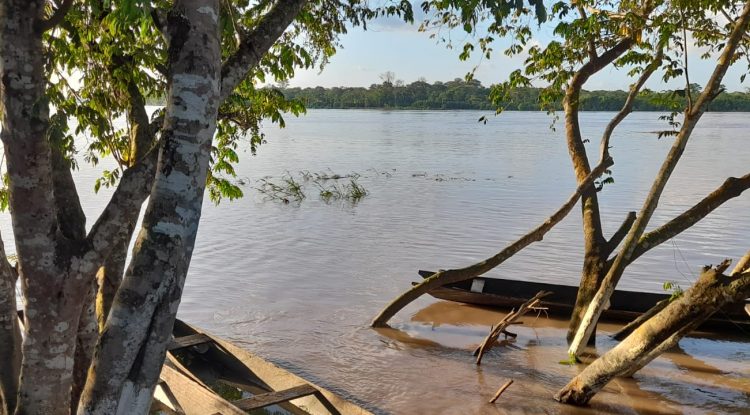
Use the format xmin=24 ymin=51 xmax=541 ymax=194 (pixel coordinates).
xmin=489 ymin=380 xmax=514 ymax=403
xmin=473 ymin=291 xmax=552 ymax=365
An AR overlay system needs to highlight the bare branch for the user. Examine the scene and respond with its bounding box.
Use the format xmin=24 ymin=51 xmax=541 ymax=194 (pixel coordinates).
xmin=732 ymin=250 xmax=750 ymax=275
xmin=220 ymin=0 xmax=309 ymax=101
xmin=630 ymin=172 xmax=750 ymax=264
xmin=577 ymin=5 xmax=598 ymax=62
xmin=606 ymin=211 xmax=636 ymax=254
xmin=691 ymin=2 xmax=750 ymax=116
xmin=35 ymin=0 xmax=75 ymax=33
xmin=680 ymin=10 xmax=693 ymax=112
xmin=599 ymin=47 xmax=663 ymax=161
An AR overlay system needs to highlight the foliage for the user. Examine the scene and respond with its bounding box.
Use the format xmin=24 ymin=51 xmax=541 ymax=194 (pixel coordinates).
xmin=662 ymin=280 xmax=684 ymax=301
xmin=256 ymin=170 xmax=369 ymax=205
xmin=39 ymin=0 xmax=415 ymax=204
xmin=281 ymin=81 xmax=750 ymax=111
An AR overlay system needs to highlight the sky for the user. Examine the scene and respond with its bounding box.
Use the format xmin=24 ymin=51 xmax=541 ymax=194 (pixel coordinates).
xmin=289 ymin=14 xmax=750 ymax=92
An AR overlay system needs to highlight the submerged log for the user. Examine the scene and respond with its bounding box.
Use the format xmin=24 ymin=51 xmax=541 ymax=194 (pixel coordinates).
xmin=370 ymin=159 xmax=612 ymax=327
xmin=474 ymin=291 xmax=551 ymax=365
xmin=555 ymin=257 xmax=750 ymax=406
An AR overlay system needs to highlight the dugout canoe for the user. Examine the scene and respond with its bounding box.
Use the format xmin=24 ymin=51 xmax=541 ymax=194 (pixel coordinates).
xmin=416 ymin=270 xmax=750 ymax=330
xmin=154 ymin=319 xmax=373 ymax=415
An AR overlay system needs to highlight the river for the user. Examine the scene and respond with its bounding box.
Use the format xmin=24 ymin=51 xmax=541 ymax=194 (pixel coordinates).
xmin=8 ymin=110 xmax=750 ymax=414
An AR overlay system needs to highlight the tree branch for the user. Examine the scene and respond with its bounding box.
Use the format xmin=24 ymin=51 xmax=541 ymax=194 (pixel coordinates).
xmin=599 ymin=46 xmax=663 ymax=161
xmin=633 ymin=174 xmax=750 ymax=264
xmin=732 ymin=250 xmax=750 ymax=275
xmin=577 ymin=5 xmax=598 ymax=62
xmin=86 ymin=149 xmax=158 ymax=260
xmin=50 ymin=144 xmax=87 ymax=240
xmin=220 ymin=0 xmax=309 ymax=101
xmin=691 ymin=2 xmax=750 ymax=116
xmin=35 ymin=0 xmax=75 ymax=33
xmin=606 ymin=211 xmax=636 ymax=254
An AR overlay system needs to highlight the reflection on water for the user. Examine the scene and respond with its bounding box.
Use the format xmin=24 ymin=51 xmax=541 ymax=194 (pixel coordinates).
xmin=176 ymin=111 xmax=749 ymax=414
xmin=4 ymin=110 xmax=748 ymax=414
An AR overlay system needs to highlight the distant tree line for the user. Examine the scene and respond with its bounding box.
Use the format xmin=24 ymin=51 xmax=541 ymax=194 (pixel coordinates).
xmin=280 ymin=78 xmax=750 ymax=111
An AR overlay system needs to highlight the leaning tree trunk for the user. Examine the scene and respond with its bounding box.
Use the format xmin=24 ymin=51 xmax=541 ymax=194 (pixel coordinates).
xmin=77 ymin=1 xmax=222 ymax=413
xmin=555 ymin=259 xmax=750 ymax=405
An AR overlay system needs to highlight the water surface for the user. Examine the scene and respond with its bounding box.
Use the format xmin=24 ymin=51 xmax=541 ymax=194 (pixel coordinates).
xmin=9 ymin=110 xmax=750 ymax=414
xmin=178 ymin=110 xmax=749 ymax=414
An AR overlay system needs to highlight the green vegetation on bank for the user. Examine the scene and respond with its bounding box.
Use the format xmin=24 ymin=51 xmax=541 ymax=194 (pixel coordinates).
xmin=278 ymin=79 xmax=750 ymax=111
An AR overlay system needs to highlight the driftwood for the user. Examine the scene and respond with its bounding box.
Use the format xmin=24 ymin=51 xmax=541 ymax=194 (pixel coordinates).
xmin=370 ymin=159 xmax=612 ymax=327
xmin=489 ymin=380 xmax=514 ymax=403
xmin=473 ymin=291 xmax=551 ymax=365
xmin=555 ymin=256 xmax=750 ymax=406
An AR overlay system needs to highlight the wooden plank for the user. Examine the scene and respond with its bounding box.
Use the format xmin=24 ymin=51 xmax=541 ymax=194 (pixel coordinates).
xmin=208 ymin=333 xmax=375 ymax=415
xmin=233 ymin=384 xmax=318 ymax=411
xmin=158 ymin=364 xmax=246 ymax=415
xmin=219 ymin=377 xmax=311 ymax=415
xmin=153 ymin=381 xmax=186 ymax=414
xmin=167 ymin=333 xmax=211 ymax=351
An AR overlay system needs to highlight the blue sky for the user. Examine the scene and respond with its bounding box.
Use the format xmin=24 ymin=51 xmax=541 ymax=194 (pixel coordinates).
xmin=290 ymin=16 xmax=750 ymax=92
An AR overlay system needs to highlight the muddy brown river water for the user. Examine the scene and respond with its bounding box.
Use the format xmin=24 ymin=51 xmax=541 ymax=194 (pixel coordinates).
xmin=6 ymin=110 xmax=749 ymax=414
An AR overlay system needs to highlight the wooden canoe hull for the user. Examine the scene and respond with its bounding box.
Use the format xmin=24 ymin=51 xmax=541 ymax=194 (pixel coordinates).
xmin=416 ymin=270 xmax=750 ymax=330
xmin=156 ymin=319 xmax=374 ymax=415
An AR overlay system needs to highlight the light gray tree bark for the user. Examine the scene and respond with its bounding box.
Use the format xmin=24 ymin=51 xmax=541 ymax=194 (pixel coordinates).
xmin=77 ymin=1 xmax=223 ymax=412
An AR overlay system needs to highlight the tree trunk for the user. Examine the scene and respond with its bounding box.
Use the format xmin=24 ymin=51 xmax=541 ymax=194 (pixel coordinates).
xmin=371 ymin=159 xmax=612 ymax=327
xmin=95 ymin=237 xmax=129 ymax=332
xmin=77 ymin=1 xmax=222 ymax=412
xmin=71 ymin=282 xmax=98 ymax=413
xmin=0 ymin=2 xmax=86 ymax=413
xmin=555 ymin=261 xmax=750 ymax=405
xmin=567 ymin=0 xmax=750 ymax=357
xmin=0 ymin=237 xmax=20 ymax=415
xmin=562 ymin=39 xmax=636 ymax=344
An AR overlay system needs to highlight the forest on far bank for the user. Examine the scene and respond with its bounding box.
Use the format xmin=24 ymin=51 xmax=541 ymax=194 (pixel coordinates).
xmin=278 ymin=78 xmax=750 ymax=111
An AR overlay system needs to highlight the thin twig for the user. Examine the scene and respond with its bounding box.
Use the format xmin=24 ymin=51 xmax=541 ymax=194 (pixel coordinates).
xmin=489 ymin=380 xmax=514 ymax=403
